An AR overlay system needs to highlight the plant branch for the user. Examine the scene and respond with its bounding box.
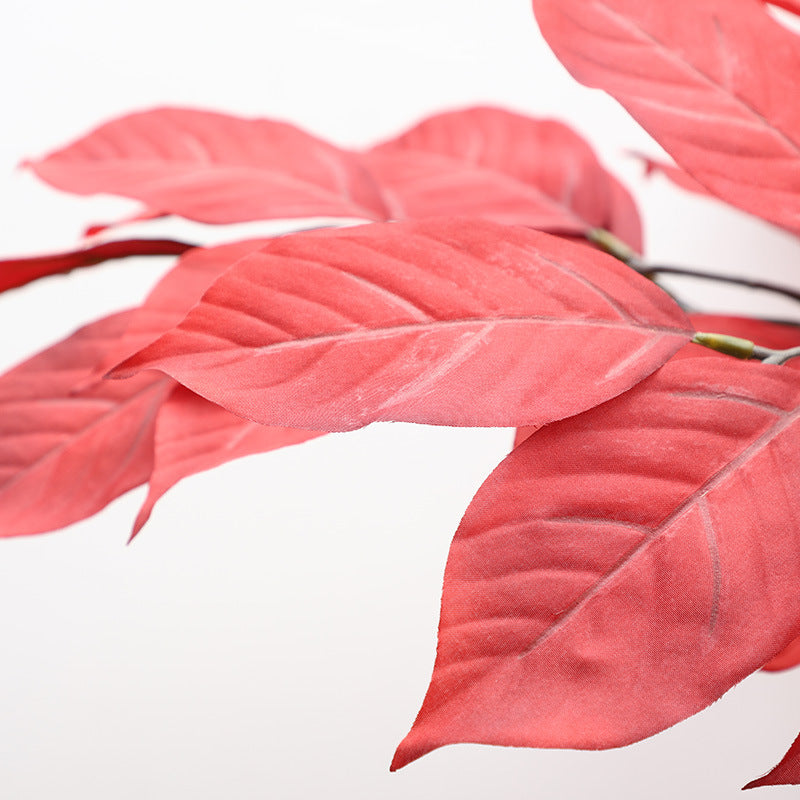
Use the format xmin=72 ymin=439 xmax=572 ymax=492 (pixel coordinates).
xmin=588 ymin=228 xmax=800 ymax=307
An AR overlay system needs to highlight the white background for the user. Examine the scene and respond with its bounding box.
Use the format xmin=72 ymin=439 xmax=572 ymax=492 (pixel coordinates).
xmin=2 ymin=1 xmax=800 ymax=797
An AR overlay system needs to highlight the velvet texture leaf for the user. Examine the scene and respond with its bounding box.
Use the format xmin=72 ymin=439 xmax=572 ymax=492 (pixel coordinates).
xmin=0 ymin=312 xmax=172 ymax=537
xmin=113 ymin=218 xmax=692 ymax=431
xmin=0 ymin=238 xmax=193 ymax=293
xmin=26 ymin=107 xmax=389 ymax=224
xmin=531 ymin=0 xmax=800 ymax=234
xmin=393 ymin=357 xmax=800 ymax=769
xmin=365 ymin=107 xmax=642 ymax=249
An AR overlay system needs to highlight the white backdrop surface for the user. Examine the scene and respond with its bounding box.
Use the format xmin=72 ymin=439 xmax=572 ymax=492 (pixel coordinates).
xmin=2 ymin=1 xmax=800 ymax=798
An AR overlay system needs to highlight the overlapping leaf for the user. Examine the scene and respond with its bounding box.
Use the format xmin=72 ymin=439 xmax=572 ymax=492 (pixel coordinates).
xmin=0 ymin=238 xmax=193 ymax=294
xmin=26 ymin=107 xmax=390 ymax=224
xmin=531 ymin=0 xmax=800 ymax=234
xmin=132 ymin=385 xmax=322 ymax=538
xmin=365 ymin=107 xmax=642 ymax=249
xmin=113 ymin=218 xmax=692 ymax=431
xmin=393 ymin=357 xmax=800 ymax=769
xmin=0 ymin=312 xmax=172 ymax=537
xmin=103 ymin=238 xmax=325 ymax=535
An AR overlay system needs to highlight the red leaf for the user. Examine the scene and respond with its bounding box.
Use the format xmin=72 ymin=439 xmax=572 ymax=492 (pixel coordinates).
xmin=764 ymin=0 xmax=800 ymax=19
xmin=744 ymin=732 xmax=800 ymax=788
xmin=0 ymin=312 xmax=172 ymax=537
xmin=762 ymin=633 xmax=800 ymax=670
xmin=132 ymin=385 xmax=322 ymax=538
xmin=531 ymin=0 xmax=800 ymax=234
xmin=392 ymin=357 xmax=800 ymax=769
xmin=113 ymin=218 xmax=691 ymax=431
xmin=26 ymin=107 xmax=389 ymax=224
xmin=366 ymin=107 xmax=642 ymax=250
xmin=0 ymin=238 xmax=194 ymax=293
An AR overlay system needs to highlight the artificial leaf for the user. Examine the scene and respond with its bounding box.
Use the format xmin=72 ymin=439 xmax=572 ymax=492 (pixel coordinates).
xmin=93 ymin=238 xmax=274 ymax=378
xmin=26 ymin=107 xmax=389 ymax=224
xmin=764 ymin=0 xmax=800 ymax=19
xmin=365 ymin=107 xmax=642 ymax=250
xmin=0 ymin=312 xmax=172 ymax=537
xmin=531 ymin=0 xmax=800 ymax=234
xmin=393 ymin=357 xmax=800 ymax=769
xmin=112 ymin=218 xmax=692 ymax=431
xmin=0 ymin=238 xmax=194 ymax=293
xmin=132 ymin=385 xmax=322 ymax=538
xmin=744 ymin=731 xmax=800 ymax=789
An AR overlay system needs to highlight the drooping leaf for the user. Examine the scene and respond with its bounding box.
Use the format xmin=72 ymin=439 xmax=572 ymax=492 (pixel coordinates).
xmin=365 ymin=107 xmax=642 ymax=250
xmin=132 ymin=385 xmax=322 ymax=538
xmin=0 ymin=238 xmax=194 ymax=293
xmin=744 ymin=731 xmax=800 ymax=789
xmin=113 ymin=218 xmax=692 ymax=431
xmin=26 ymin=107 xmax=389 ymax=224
xmin=531 ymin=0 xmax=800 ymax=234
xmin=0 ymin=312 xmax=172 ymax=537
xmin=393 ymin=357 xmax=800 ymax=769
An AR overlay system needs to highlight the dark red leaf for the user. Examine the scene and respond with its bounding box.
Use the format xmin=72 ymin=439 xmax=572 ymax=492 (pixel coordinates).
xmin=366 ymin=107 xmax=642 ymax=250
xmin=393 ymin=357 xmax=800 ymax=769
xmin=132 ymin=385 xmax=322 ymax=538
xmin=762 ymin=633 xmax=800 ymax=670
xmin=26 ymin=107 xmax=389 ymax=224
xmin=0 ymin=239 xmax=194 ymax=293
xmin=0 ymin=312 xmax=172 ymax=537
xmin=531 ymin=0 xmax=800 ymax=234
xmin=744 ymin=731 xmax=800 ymax=788
xmin=113 ymin=218 xmax=691 ymax=431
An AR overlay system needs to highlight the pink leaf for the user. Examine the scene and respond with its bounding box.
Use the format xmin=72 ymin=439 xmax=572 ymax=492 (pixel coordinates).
xmin=131 ymin=385 xmax=323 ymax=538
xmin=26 ymin=107 xmax=389 ymax=224
xmin=393 ymin=357 xmax=800 ymax=769
xmin=113 ymin=218 xmax=691 ymax=431
xmin=531 ymin=0 xmax=800 ymax=234
xmin=0 ymin=312 xmax=172 ymax=537
xmin=744 ymin=731 xmax=800 ymax=788
xmin=0 ymin=238 xmax=194 ymax=293
xmin=366 ymin=107 xmax=642 ymax=250
xmin=91 ymin=238 xmax=274 ymax=379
